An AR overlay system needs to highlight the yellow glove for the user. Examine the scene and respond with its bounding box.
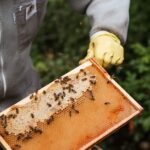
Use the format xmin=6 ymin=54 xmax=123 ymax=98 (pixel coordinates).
xmin=80 ymin=31 xmax=124 ymax=68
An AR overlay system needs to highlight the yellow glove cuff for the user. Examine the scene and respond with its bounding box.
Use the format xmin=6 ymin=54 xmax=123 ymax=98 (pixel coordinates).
xmin=91 ymin=31 xmax=121 ymax=44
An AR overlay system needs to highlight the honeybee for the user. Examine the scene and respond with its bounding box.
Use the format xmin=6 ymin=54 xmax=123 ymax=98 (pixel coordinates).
xmin=104 ymin=102 xmax=111 ymax=105
xmin=47 ymin=103 xmax=52 ymax=107
xmin=31 ymin=113 xmax=34 ymax=118
xmin=43 ymin=90 xmax=46 ymax=95
xmin=16 ymin=108 xmax=19 ymax=114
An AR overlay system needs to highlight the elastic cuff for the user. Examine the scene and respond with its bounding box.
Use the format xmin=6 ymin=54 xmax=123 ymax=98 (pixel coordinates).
xmin=91 ymin=30 xmax=121 ymax=44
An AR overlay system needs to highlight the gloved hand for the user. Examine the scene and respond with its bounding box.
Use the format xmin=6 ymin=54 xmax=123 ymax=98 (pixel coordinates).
xmin=80 ymin=31 xmax=124 ymax=68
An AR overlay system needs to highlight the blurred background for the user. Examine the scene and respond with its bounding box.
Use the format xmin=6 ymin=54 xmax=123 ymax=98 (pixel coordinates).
xmin=31 ymin=0 xmax=150 ymax=149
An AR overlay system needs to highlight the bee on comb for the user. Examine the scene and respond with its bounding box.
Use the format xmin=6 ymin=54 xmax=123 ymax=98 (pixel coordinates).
xmin=80 ymin=69 xmax=84 ymax=72
xmin=71 ymin=89 xmax=77 ymax=94
xmin=22 ymin=133 xmax=32 ymax=142
xmin=4 ymin=131 xmax=9 ymax=135
xmin=70 ymin=97 xmax=75 ymax=102
xmin=31 ymin=113 xmax=34 ymax=119
xmin=90 ymin=80 xmax=96 ymax=85
xmin=47 ymin=103 xmax=52 ymax=107
xmin=33 ymin=127 xmax=43 ymax=134
xmin=87 ymin=89 xmax=95 ymax=101
xmin=107 ymin=80 xmax=110 ymax=84
xmin=46 ymin=116 xmax=54 ymax=125
xmin=34 ymin=96 xmax=38 ymax=101
xmin=57 ymin=101 xmax=61 ymax=106
xmin=54 ymin=92 xmax=59 ymax=101
xmin=15 ymin=144 xmax=21 ymax=148
xmin=43 ymin=90 xmax=46 ymax=95
xmin=76 ymin=74 xmax=79 ymax=79
xmin=104 ymin=102 xmax=111 ymax=105
xmin=17 ymin=133 xmax=24 ymax=141
xmin=72 ymin=105 xmax=79 ymax=114
xmin=15 ymin=108 xmax=19 ymax=114
xmin=80 ymin=69 xmax=87 ymax=76
xmin=82 ymin=77 xmax=87 ymax=81
xmin=30 ymin=94 xmax=34 ymax=99
xmin=90 ymin=75 xmax=96 ymax=79
xmin=54 ymin=79 xmax=60 ymax=83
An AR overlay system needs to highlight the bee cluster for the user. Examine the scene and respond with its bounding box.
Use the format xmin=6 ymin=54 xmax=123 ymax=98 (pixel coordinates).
xmin=0 ymin=108 xmax=19 ymax=130
xmin=44 ymin=69 xmax=97 ymax=113
xmin=0 ymin=110 xmax=22 ymax=149
xmin=10 ymin=125 xmax=44 ymax=149
xmin=29 ymin=92 xmax=38 ymax=101
xmin=16 ymin=126 xmax=43 ymax=141
xmin=0 ymin=114 xmax=7 ymax=129
xmin=52 ymin=69 xmax=96 ymax=116
xmin=0 ymin=68 xmax=97 ymax=149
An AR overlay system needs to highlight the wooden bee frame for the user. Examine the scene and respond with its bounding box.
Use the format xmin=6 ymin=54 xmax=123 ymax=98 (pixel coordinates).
xmin=0 ymin=58 xmax=143 ymax=150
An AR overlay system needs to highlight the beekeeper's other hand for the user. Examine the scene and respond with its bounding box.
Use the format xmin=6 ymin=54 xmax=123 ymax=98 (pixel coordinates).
xmin=80 ymin=31 xmax=124 ymax=68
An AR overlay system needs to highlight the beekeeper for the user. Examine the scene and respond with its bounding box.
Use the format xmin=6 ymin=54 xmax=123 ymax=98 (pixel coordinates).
xmin=0 ymin=0 xmax=130 ymax=111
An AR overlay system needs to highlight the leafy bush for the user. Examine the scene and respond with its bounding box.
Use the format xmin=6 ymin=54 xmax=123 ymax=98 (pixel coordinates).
xmin=31 ymin=0 xmax=150 ymax=149
xmin=101 ymin=42 xmax=150 ymax=150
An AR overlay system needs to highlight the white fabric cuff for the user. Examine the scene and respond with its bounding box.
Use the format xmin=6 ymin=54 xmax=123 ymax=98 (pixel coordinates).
xmin=90 ymin=30 xmax=121 ymax=44
xmin=90 ymin=31 xmax=111 ymax=40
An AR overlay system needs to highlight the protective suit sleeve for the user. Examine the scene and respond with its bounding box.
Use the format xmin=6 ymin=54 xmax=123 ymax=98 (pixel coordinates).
xmin=68 ymin=0 xmax=130 ymax=43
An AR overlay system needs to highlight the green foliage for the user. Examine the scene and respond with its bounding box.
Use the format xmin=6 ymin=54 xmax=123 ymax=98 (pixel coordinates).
xmin=128 ymin=0 xmax=150 ymax=45
xmin=32 ymin=0 xmax=90 ymax=85
xmin=31 ymin=0 xmax=150 ymax=149
xmin=101 ymin=42 xmax=150 ymax=150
